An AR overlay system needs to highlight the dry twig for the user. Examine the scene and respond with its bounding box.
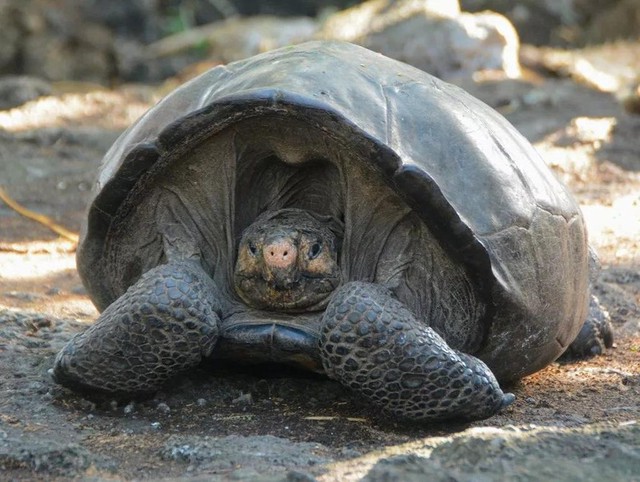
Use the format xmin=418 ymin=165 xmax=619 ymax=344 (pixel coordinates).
xmin=0 ymin=186 xmax=79 ymax=243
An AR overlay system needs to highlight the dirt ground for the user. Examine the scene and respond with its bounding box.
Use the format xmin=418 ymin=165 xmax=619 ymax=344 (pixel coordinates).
xmin=0 ymin=45 xmax=639 ymax=481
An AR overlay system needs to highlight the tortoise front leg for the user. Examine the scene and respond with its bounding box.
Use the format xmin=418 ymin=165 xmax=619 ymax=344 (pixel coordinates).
xmin=319 ymin=282 xmax=514 ymax=422
xmin=53 ymin=261 xmax=221 ymax=396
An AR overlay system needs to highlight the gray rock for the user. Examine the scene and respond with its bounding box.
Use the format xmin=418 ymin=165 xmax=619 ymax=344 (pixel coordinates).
xmin=0 ymin=3 xmax=21 ymax=73
xmin=318 ymin=0 xmax=521 ymax=81
xmin=462 ymin=0 xmax=640 ymax=46
xmin=363 ymin=422 xmax=640 ymax=482
xmin=161 ymin=435 xmax=329 ymax=476
xmin=0 ymin=76 xmax=52 ymax=110
xmin=22 ymin=23 xmax=114 ymax=84
xmin=0 ymin=436 xmax=97 ymax=475
xmin=146 ymin=15 xmax=319 ymax=64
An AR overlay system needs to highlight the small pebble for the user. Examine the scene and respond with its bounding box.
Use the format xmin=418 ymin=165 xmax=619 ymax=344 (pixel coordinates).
xmin=28 ymin=381 xmax=44 ymax=391
xmin=339 ymin=447 xmax=361 ymax=458
xmin=286 ymin=470 xmax=317 ymax=482
xmin=231 ymin=392 xmax=253 ymax=405
xmin=489 ymin=437 xmax=507 ymax=449
xmin=255 ymin=379 xmax=270 ymax=395
xmin=150 ymin=421 xmax=161 ymax=430
xmin=156 ymin=402 xmax=171 ymax=413
xmin=4 ymin=291 xmax=40 ymax=301
xmin=197 ymin=398 xmax=207 ymax=407
xmin=71 ymin=285 xmax=87 ymax=295
xmin=78 ymin=398 xmax=96 ymax=412
xmin=124 ymin=401 xmax=136 ymax=415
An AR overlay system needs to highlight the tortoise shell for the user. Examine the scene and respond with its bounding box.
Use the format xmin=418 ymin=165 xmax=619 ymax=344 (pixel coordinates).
xmin=78 ymin=41 xmax=589 ymax=382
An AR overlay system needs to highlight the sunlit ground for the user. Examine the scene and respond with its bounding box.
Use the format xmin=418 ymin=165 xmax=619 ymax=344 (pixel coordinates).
xmin=0 ymin=240 xmax=97 ymax=322
xmin=0 ymin=88 xmax=157 ymax=132
xmin=0 ymin=87 xmax=159 ymax=322
xmin=582 ymin=193 xmax=640 ymax=264
xmin=534 ymin=115 xmax=640 ymax=269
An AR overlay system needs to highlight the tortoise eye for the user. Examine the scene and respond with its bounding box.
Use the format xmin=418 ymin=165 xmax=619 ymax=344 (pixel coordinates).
xmin=248 ymin=242 xmax=258 ymax=256
xmin=308 ymin=242 xmax=322 ymax=260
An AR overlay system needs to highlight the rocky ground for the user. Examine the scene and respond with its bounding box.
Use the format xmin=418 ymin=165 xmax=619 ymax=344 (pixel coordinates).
xmin=1 ymin=45 xmax=639 ymax=481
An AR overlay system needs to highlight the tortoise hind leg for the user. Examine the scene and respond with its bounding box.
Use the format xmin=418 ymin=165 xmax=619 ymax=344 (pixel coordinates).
xmin=53 ymin=261 xmax=221 ymax=396
xmin=319 ymin=282 xmax=513 ymax=422
xmin=560 ymin=294 xmax=614 ymax=360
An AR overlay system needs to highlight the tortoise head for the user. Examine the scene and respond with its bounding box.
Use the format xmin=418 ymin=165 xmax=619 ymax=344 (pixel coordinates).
xmin=234 ymin=209 xmax=342 ymax=312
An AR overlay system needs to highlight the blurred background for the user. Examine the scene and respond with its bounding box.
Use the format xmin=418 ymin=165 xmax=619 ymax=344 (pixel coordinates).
xmin=0 ymin=0 xmax=637 ymax=96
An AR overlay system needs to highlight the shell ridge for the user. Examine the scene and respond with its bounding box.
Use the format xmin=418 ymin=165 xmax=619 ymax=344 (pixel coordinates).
xmin=197 ymin=65 xmax=234 ymax=110
xmin=480 ymin=203 xmax=578 ymax=238
xmin=381 ymin=83 xmax=392 ymax=147
xmin=481 ymin=206 xmax=583 ymax=315
xmin=443 ymin=87 xmax=537 ymax=216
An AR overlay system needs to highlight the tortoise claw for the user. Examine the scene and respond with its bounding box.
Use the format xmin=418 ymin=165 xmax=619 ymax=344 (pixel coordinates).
xmin=501 ymin=393 xmax=516 ymax=409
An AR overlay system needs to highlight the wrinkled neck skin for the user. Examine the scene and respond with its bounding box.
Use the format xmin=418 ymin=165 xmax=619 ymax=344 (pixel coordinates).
xmin=233 ymin=208 xmax=343 ymax=313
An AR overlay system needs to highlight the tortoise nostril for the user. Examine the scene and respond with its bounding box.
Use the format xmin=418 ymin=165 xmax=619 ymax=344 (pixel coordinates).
xmin=269 ymin=250 xmax=287 ymax=258
xmin=264 ymin=240 xmax=296 ymax=268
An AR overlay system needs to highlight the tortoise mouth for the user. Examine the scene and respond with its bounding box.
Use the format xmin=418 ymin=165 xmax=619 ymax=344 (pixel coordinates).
xmin=235 ymin=273 xmax=341 ymax=313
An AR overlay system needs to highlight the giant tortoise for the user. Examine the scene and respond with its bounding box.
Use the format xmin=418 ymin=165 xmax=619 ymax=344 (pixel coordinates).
xmin=53 ymin=41 xmax=612 ymax=421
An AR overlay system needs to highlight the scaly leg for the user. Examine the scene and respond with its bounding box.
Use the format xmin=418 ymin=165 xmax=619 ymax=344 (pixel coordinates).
xmin=561 ymin=294 xmax=614 ymax=360
xmin=53 ymin=262 xmax=221 ymax=395
xmin=319 ymin=282 xmax=513 ymax=421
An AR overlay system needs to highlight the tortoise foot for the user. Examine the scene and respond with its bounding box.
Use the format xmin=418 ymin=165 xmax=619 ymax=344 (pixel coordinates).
xmin=561 ymin=295 xmax=614 ymax=360
xmin=320 ymin=282 xmax=512 ymax=422
xmin=53 ymin=262 xmax=221 ymax=395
